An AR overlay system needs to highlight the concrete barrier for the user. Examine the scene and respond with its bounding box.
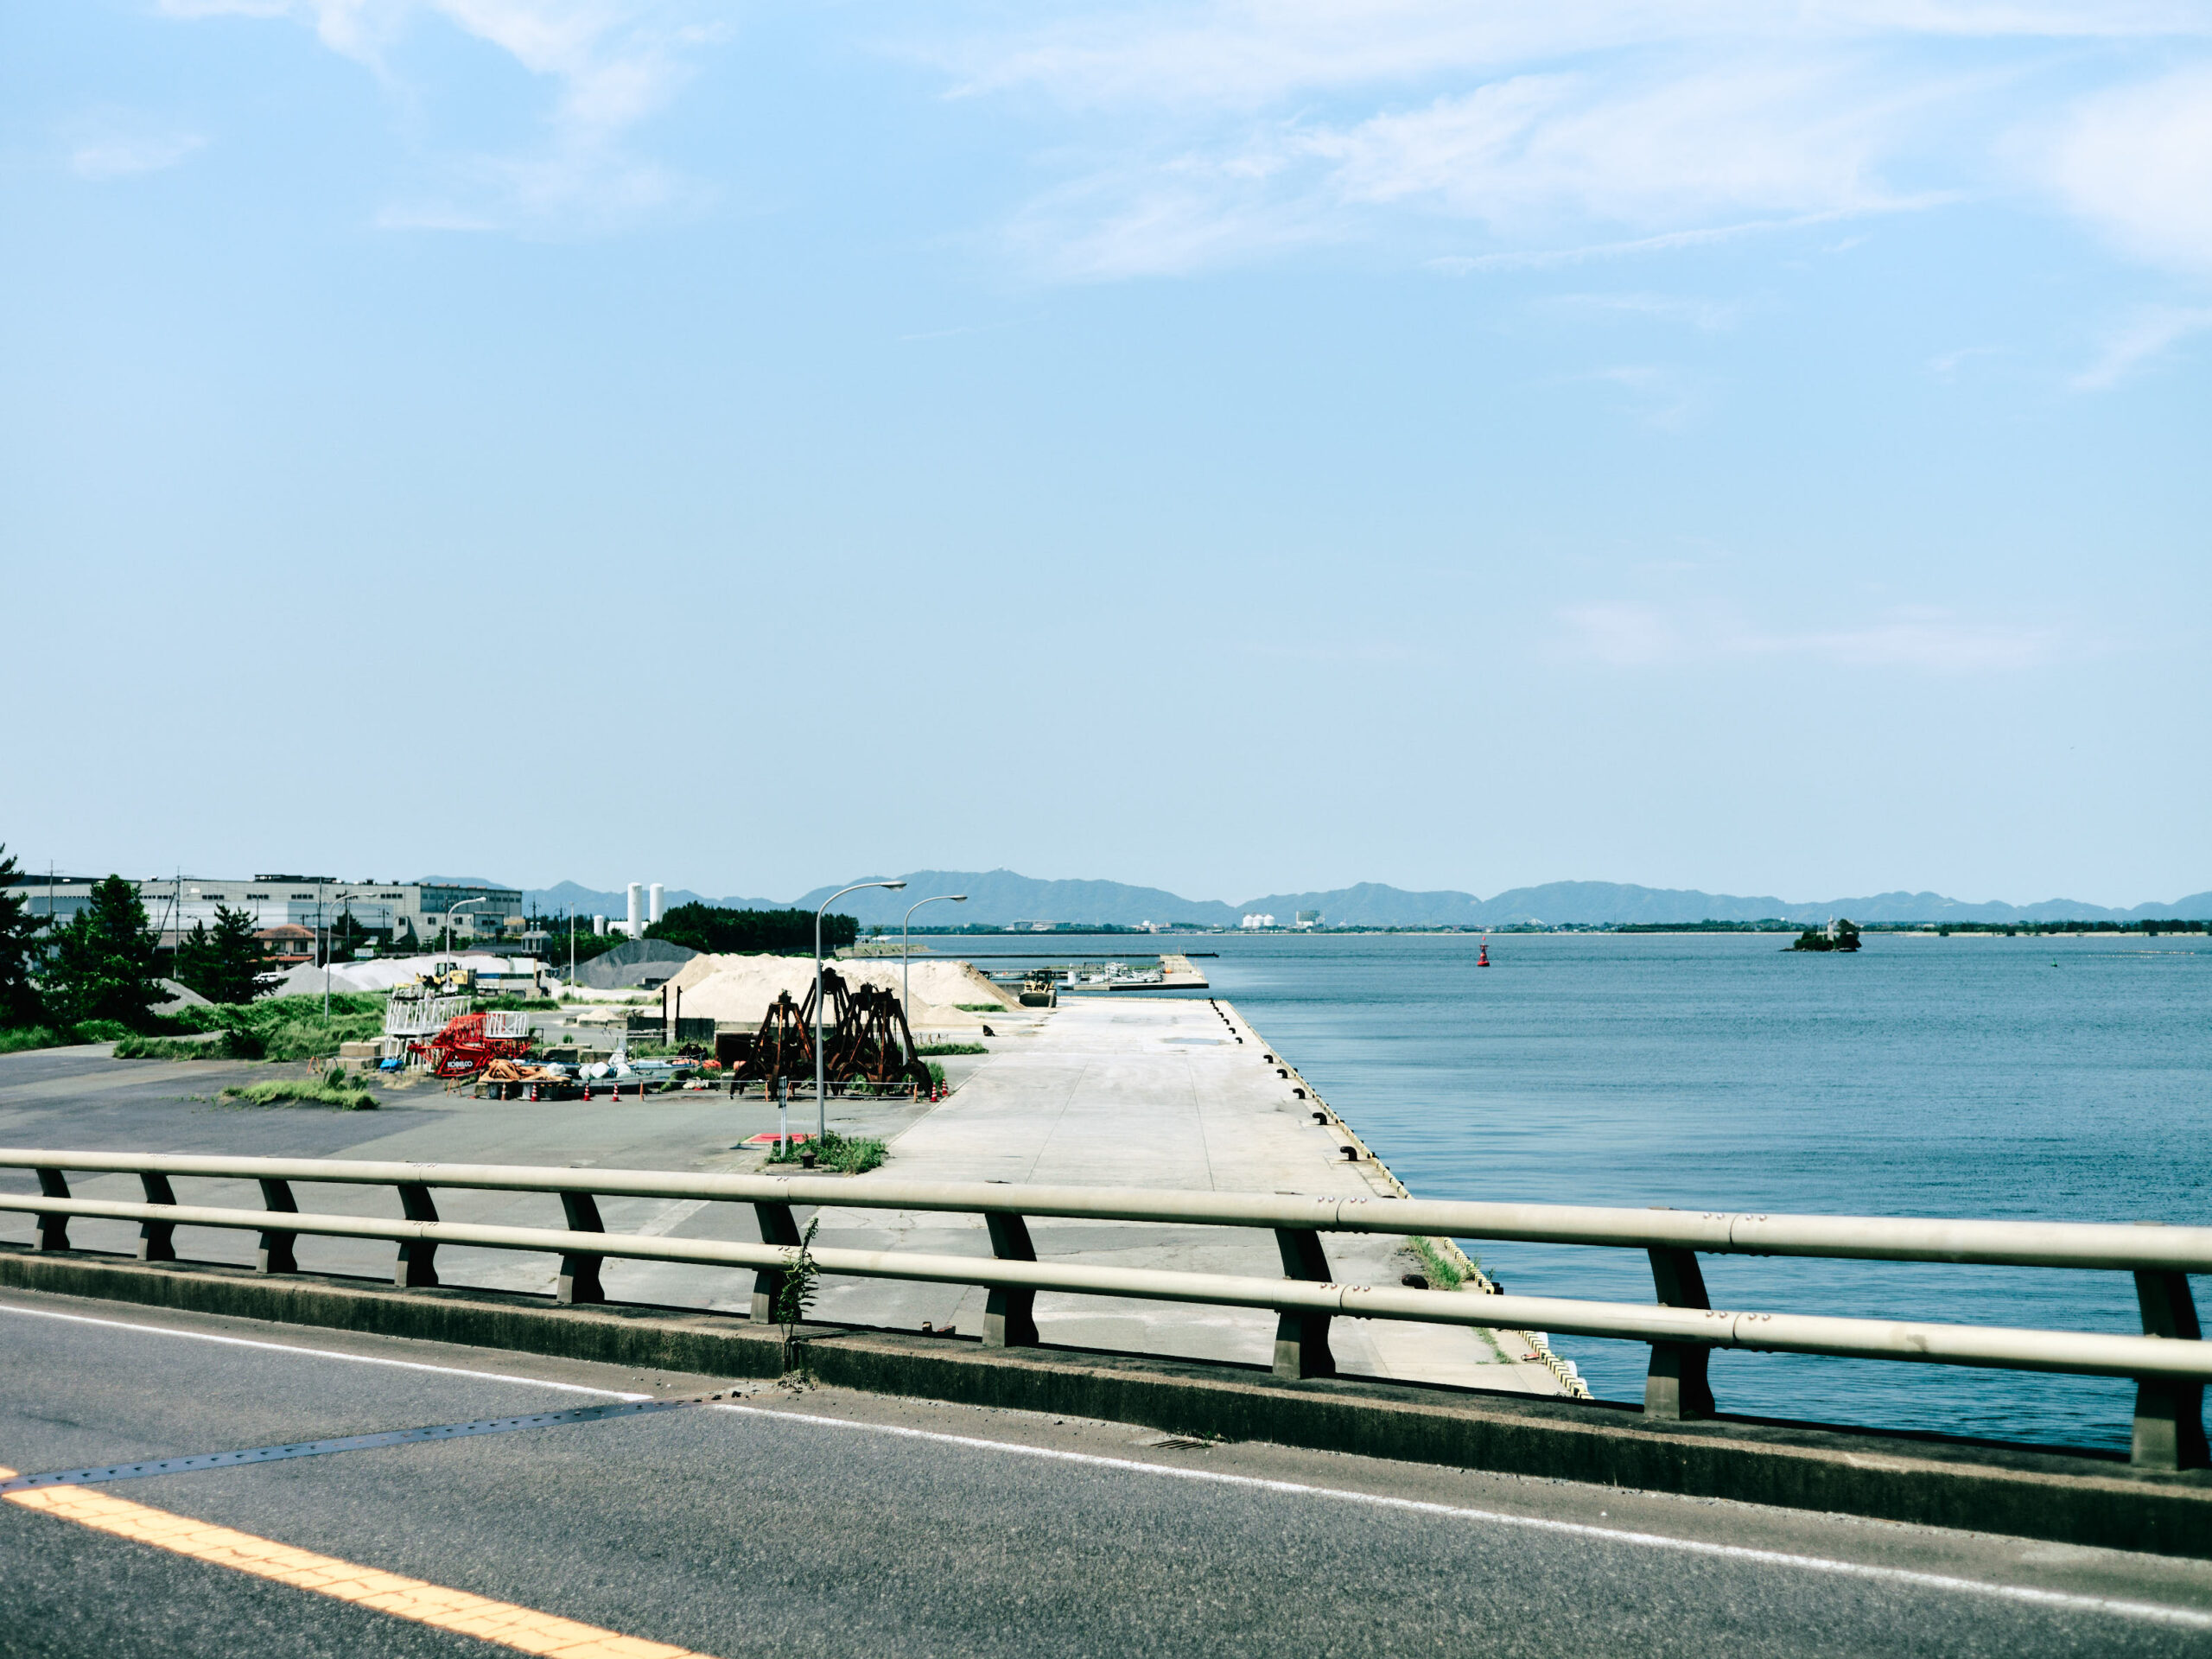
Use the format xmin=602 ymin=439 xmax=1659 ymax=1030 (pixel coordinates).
xmin=4 ymin=1244 xmax=2207 ymax=1560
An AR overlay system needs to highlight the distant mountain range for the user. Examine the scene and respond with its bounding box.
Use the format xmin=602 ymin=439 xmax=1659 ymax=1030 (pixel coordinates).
xmin=459 ymin=872 xmax=2212 ymax=929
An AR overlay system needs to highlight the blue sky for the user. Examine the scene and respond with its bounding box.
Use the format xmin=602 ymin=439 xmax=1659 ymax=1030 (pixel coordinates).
xmin=5 ymin=1 xmax=2208 ymax=907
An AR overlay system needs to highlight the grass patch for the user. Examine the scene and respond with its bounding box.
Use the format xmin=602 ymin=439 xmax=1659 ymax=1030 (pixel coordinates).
xmin=916 ymin=1042 xmax=987 ymax=1056
xmin=766 ymin=1129 xmax=886 ymax=1174
xmin=0 ymin=1020 xmax=137 ymax=1054
xmin=1408 ymin=1236 xmax=1468 ymax=1291
xmin=175 ymin=992 xmax=387 ymax=1062
xmin=112 ymin=1033 xmax=240 ymax=1060
xmin=220 ymin=1078 xmax=379 ymax=1111
xmin=475 ymin=995 xmax=561 ymax=1012
xmin=955 ymin=1002 xmax=1009 ymax=1013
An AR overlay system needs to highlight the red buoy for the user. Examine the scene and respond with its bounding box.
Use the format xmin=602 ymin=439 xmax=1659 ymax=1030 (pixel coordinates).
xmin=1477 ymin=935 xmax=1491 ymax=968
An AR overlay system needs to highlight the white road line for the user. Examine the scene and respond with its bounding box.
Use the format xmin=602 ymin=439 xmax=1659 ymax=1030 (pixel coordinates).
xmin=0 ymin=1303 xmax=648 ymax=1399
xmin=709 ymin=1404 xmax=2212 ymax=1630
xmin=4 ymin=1300 xmax=2201 ymax=1629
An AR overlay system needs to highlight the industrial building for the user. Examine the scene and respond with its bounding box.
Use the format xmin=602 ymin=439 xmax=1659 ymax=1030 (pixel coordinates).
xmin=3 ymin=874 xmax=528 ymax=954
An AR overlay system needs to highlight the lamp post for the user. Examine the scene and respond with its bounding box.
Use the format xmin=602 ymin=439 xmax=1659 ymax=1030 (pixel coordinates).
xmin=318 ymin=883 xmax=354 ymax=1023
xmin=902 ymin=894 xmax=968 ymax=1024
xmin=445 ymin=898 xmax=494 ymax=964
xmin=817 ymin=879 xmax=905 ymax=1143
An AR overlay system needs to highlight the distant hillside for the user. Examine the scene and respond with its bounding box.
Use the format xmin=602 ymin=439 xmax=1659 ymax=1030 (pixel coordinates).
xmin=509 ymin=870 xmax=2212 ymax=928
xmin=785 ymin=870 xmax=1237 ymax=928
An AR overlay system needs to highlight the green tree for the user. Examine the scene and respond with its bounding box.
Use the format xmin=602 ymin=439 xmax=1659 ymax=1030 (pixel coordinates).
xmin=0 ymin=845 xmax=47 ymax=1026
xmin=174 ymin=904 xmax=280 ymax=1006
xmin=325 ymin=907 xmax=376 ymax=960
xmin=43 ymin=875 xmax=165 ymax=1030
xmin=647 ymin=904 xmax=857 ymax=955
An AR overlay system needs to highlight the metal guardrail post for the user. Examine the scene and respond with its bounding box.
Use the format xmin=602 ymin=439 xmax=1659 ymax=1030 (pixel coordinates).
xmin=1273 ymin=1228 xmax=1336 ymax=1379
xmin=395 ymin=1183 xmax=441 ymax=1287
xmin=557 ymin=1192 xmax=607 ymax=1306
xmin=256 ymin=1179 xmax=298 ymax=1274
xmin=1645 ymin=1215 xmax=1715 ymax=1421
xmin=983 ymin=1212 xmax=1039 ymax=1347
xmin=2132 ymin=1224 xmax=2209 ymax=1470
xmin=749 ymin=1202 xmax=800 ymax=1323
xmin=34 ymin=1168 xmax=69 ymax=1252
xmin=136 ymin=1173 xmax=178 ymax=1262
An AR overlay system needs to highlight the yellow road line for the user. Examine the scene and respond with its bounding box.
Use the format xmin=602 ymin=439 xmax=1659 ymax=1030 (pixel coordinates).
xmin=1 ymin=1465 xmax=720 ymax=1658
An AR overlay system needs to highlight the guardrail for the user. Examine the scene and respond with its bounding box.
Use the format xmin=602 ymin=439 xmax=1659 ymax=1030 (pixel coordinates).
xmin=1 ymin=1149 xmax=2205 ymax=1469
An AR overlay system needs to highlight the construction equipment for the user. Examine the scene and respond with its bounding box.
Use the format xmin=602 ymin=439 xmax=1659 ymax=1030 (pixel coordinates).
xmin=832 ymin=981 xmax=931 ymax=1091
xmin=725 ymin=970 xmax=931 ymax=1096
xmin=727 ymin=990 xmax=812 ymax=1096
xmin=427 ymin=1010 xmax=534 ymax=1080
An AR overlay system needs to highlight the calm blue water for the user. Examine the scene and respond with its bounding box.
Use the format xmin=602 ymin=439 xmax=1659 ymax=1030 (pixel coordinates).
xmin=1084 ymin=931 xmax=2210 ymax=1451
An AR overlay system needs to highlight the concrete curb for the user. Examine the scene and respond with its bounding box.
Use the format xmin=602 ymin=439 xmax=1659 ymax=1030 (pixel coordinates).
xmin=4 ymin=1244 xmax=2208 ymax=1559
xmin=1231 ymin=1004 xmax=1590 ymax=1400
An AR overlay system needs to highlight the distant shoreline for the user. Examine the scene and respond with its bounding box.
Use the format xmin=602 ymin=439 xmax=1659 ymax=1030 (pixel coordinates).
xmin=899 ymin=921 xmax=2210 ymax=939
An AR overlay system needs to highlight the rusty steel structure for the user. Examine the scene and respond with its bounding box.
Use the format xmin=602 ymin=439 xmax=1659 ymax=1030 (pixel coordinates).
xmin=725 ymin=971 xmax=930 ymax=1097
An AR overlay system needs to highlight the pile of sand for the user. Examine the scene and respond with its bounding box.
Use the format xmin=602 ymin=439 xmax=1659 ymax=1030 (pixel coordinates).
xmin=268 ymin=954 xmax=529 ymax=998
xmin=666 ymin=953 xmax=1015 ymax=1033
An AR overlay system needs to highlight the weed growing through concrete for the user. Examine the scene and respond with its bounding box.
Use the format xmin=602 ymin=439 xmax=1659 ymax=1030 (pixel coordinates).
xmin=916 ymin=1043 xmax=986 ymax=1056
xmin=766 ymin=1131 xmax=887 ymax=1174
xmin=1407 ymin=1237 xmax=1466 ymax=1291
xmin=775 ymin=1217 xmax=822 ymax=1384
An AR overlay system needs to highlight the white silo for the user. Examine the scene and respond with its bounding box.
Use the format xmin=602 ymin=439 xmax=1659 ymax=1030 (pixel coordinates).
xmin=648 ymin=883 xmax=665 ymax=925
xmin=626 ymin=882 xmax=643 ymax=938
xmin=593 ymin=915 xmax=607 ymax=936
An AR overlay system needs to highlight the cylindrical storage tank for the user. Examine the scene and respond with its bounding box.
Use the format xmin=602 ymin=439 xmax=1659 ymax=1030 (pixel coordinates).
xmin=626 ymin=882 xmax=643 ymax=937
xmin=593 ymin=915 xmax=607 ymax=936
xmin=648 ymin=883 xmax=665 ymax=924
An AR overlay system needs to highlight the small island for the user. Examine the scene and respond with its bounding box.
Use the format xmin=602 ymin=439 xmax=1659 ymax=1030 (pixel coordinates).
xmin=1789 ymin=918 xmax=1861 ymax=952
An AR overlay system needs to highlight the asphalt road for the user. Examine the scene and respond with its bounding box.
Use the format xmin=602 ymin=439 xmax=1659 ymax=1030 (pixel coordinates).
xmin=0 ymin=1046 xmax=937 ymax=1295
xmin=3 ymin=1293 xmax=2209 ymax=1659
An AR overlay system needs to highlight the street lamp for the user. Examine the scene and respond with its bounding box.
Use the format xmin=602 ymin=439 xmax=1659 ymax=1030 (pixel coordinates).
xmin=317 ymin=883 xmax=351 ymax=1023
xmin=445 ymin=898 xmax=494 ymax=963
xmin=902 ymin=894 xmax=968 ymax=1025
xmin=817 ymin=879 xmax=905 ymax=1143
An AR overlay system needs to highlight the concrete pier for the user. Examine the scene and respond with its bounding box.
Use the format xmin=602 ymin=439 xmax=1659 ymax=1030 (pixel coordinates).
xmin=0 ymin=995 xmax=1563 ymax=1393
xmin=806 ymin=996 xmax=1567 ymax=1393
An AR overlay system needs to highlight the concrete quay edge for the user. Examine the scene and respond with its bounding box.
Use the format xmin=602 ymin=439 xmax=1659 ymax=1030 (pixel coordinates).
xmin=4 ymin=1245 xmax=2207 ymax=1560
xmin=1220 ymin=1000 xmax=1589 ymax=1398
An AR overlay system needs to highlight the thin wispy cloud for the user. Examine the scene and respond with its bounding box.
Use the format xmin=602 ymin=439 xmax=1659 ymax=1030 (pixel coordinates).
xmin=1535 ymin=291 xmax=1743 ymax=329
xmin=162 ymin=0 xmax=723 ymax=231
xmin=1425 ymin=207 xmax=1902 ymax=273
xmin=2045 ymin=62 xmax=2212 ymax=277
xmin=933 ymin=2 xmax=2206 ymax=112
xmin=1558 ymin=602 xmax=2061 ymax=671
xmin=1928 ymin=344 xmax=2002 ymax=380
xmin=1578 ymin=363 xmax=1707 ymax=430
xmin=2071 ymin=305 xmax=2212 ymax=389
xmin=925 ymin=1 xmax=2212 ymax=284
xmin=66 ymin=117 xmax=206 ymax=180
